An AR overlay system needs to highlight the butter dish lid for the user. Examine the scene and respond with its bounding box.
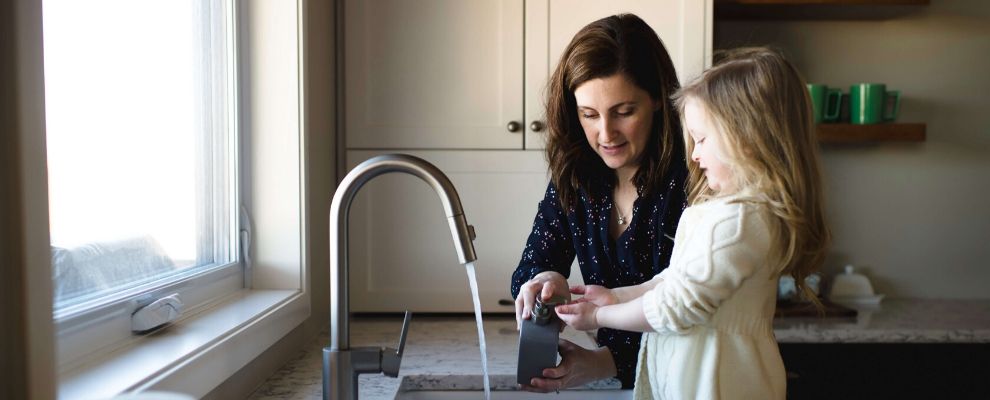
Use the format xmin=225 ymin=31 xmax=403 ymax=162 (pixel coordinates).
xmin=829 ymin=265 xmax=877 ymax=299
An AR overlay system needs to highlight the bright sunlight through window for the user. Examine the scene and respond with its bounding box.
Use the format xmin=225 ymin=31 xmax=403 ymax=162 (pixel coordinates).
xmin=44 ymin=0 xmax=236 ymax=312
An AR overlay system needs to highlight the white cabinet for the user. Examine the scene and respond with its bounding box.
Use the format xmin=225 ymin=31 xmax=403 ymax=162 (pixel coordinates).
xmin=345 ymin=0 xmax=712 ymax=151
xmin=344 ymin=0 xmax=524 ymax=149
xmin=345 ymin=150 xmax=557 ymax=312
xmin=342 ymin=0 xmax=712 ymax=312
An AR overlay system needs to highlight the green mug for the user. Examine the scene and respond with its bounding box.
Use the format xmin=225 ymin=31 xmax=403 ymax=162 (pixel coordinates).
xmin=807 ymin=84 xmax=842 ymax=123
xmin=850 ymin=83 xmax=900 ymax=124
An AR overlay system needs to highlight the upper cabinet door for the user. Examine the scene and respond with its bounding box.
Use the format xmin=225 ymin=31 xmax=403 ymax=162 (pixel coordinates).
xmin=524 ymin=0 xmax=712 ymax=149
xmin=345 ymin=0 xmax=525 ymax=149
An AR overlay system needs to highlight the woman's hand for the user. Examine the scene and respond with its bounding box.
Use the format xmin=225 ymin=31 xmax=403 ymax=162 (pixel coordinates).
xmin=570 ymin=284 xmax=619 ymax=307
xmin=521 ymin=339 xmax=617 ymax=393
xmin=515 ymin=271 xmax=570 ymax=329
xmin=555 ymin=299 xmax=600 ymax=331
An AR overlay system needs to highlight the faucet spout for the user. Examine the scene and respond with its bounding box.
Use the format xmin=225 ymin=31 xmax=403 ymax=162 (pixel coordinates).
xmin=324 ymin=154 xmax=477 ymax=400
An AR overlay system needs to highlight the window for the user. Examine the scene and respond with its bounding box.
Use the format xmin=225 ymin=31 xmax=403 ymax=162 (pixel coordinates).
xmin=43 ymin=0 xmax=242 ymax=362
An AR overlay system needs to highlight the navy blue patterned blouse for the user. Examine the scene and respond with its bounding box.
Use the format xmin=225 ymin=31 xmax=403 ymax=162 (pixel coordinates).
xmin=510 ymin=164 xmax=687 ymax=388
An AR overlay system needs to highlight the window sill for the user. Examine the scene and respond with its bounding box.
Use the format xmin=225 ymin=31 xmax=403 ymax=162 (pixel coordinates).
xmin=58 ymin=288 xmax=308 ymax=399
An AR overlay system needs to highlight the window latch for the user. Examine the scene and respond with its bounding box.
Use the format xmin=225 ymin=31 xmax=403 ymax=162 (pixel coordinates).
xmin=240 ymin=205 xmax=254 ymax=288
xmin=131 ymin=294 xmax=183 ymax=333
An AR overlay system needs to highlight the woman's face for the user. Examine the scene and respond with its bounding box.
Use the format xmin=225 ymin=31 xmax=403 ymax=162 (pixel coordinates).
xmin=573 ymin=73 xmax=659 ymax=176
xmin=683 ymin=97 xmax=735 ymax=194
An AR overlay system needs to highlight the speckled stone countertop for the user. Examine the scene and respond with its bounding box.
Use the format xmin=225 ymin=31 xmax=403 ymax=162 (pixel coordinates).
xmin=773 ymin=298 xmax=990 ymax=343
xmin=248 ymin=299 xmax=990 ymax=400
xmin=248 ymin=314 xmax=610 ymax=400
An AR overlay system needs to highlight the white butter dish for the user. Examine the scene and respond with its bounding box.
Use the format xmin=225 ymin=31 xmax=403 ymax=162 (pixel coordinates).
xmin=829 ymin=294 xmax=885 ymax=306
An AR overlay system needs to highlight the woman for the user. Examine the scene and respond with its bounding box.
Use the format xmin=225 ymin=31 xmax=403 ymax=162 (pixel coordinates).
xmin=510 ymin=13 xmax=687 ymax=391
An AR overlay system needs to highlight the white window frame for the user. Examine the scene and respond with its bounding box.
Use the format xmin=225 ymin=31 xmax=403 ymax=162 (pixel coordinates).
xmin=51 ymin=1 xmax=311 ymax=398
xmin=47 ymin=0 xmax=241 ymax=369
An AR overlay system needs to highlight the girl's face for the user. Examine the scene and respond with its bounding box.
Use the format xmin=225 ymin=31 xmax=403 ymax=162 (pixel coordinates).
xmin=573 ymin=74 xmax=659 ymax=176
xmin=684 ymin=97 xmax=735 ymax=194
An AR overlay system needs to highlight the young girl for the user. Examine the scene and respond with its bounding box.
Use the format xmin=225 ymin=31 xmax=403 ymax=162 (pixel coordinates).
xmin=555 ymin=47 xmax=830 ymax=399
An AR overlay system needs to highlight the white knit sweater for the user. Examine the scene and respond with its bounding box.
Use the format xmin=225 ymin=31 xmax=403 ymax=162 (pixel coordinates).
xmin=633 ymin=196 xmax=785 ymax=400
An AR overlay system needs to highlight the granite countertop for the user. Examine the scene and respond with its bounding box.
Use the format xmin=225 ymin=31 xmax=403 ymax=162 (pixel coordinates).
xmin=248 ymin=299 xmax=990 ymax=400
xmin=773 ymin=298 xmax=990 ymax=343
xmin=248 ymin=314 xmax=599 ymax=400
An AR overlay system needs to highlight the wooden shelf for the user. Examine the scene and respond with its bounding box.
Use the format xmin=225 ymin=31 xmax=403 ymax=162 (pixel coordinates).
xmin=715 ymin=0 xmax=930 ymax=20
xmin=712 ymin=2 xmax=930 ymax=143
xmin=817 ymin=123 xmax=926 ymax=143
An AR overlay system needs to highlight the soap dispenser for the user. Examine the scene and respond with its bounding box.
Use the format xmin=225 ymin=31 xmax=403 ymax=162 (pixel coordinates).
xmin=517 ymin=295 xmax=566 ymax=385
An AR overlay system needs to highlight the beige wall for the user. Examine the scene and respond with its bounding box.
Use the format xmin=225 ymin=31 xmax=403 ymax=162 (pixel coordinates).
xmin=206 ymin=0 xmax=336 ymax=397
xmin=715 ymin=0 xmax=990 ymax=298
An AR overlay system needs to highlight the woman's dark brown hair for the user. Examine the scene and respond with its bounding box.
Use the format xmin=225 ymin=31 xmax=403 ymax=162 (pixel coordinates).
xmin=545 ymin=13 xmax=682 ymax=207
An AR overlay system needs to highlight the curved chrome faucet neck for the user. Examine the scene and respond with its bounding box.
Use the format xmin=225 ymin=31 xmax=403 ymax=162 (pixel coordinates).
xmin=330 ymin=155 xmax=467 ymax=222
xmin=328 ymin=154 xmax=477 ymax=353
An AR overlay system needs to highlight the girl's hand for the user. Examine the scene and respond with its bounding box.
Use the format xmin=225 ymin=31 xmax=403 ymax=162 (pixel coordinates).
xmin=515 ymin=271 xmax=570 ymax=330
xmin=555 ymin=299 xmax=600 ymax=331
xmin=570 ymin=284 xmax=619 ymax=307
xmin=520 ymin=339 xmax=617 ymax=393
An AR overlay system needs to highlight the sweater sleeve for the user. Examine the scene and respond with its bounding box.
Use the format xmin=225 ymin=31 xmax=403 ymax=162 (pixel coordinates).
xmin=510 ymin=183 xmax=576 ymax=299
xmin=642 ymin=203 xmax=771 ymax=334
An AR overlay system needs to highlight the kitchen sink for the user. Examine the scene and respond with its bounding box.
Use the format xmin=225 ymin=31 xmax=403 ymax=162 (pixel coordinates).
xmin=392 ymin=374 xmax=632 ymax=399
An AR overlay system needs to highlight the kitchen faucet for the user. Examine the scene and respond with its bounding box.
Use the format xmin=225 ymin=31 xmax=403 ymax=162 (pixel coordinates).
xmin=323 ymin=154 xmax=478 ymax=400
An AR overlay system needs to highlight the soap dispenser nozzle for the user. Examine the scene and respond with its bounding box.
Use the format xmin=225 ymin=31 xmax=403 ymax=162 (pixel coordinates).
xmin=531 ymin=295 xmax=566 ymax=325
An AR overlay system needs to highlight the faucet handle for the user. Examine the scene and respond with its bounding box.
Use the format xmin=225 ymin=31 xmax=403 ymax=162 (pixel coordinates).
xmin=397 ymin=310 xmax=412 ymax=358
xmin=382 ymin=310 xmax=412 ymax=377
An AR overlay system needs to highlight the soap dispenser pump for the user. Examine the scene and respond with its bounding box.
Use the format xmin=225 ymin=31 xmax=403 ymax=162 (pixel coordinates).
xmin=517 ymin=295 xmax=567 ymax=385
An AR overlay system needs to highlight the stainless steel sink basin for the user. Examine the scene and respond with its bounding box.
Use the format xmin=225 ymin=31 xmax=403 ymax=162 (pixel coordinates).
xmin=393 ymin=375 xmax=632 ymax=399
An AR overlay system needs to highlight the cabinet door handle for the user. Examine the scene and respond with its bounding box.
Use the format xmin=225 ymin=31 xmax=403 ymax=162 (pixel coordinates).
xmin=530 ymin=121 xmax=545 ymax=132
xmin=506 ymin=121 xmax=522 ymax=133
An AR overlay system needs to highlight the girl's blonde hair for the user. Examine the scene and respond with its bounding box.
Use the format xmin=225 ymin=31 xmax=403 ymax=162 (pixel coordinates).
xmin=673 ymin=47 xmax=831 ymax=307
